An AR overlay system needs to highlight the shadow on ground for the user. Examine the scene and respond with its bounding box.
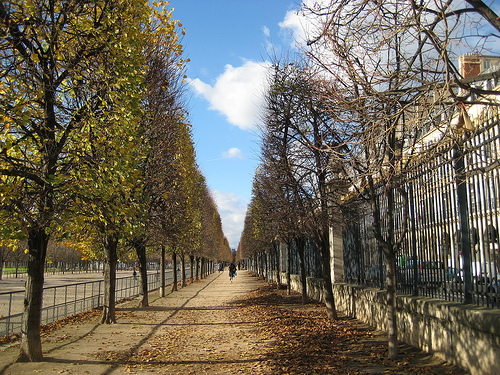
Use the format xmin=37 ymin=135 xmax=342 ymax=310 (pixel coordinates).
xmin=230 ymin=283 xmax=469 ymax=375
xmin=0 ymin=275 xmax=469 ymax=375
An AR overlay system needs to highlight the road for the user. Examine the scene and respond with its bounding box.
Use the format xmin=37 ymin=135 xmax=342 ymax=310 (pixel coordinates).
xmin=0 ymin=267 xmax=199 ymax=293
xmin=0 ymin=270 xmax=143 ymax=293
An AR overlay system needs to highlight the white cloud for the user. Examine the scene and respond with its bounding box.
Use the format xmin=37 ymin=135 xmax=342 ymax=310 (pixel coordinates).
xmin=189 ymin=60 xmax=271 ymax=131
xmin=212 ymin=190 xmax=248 ymax=249
xmin=279 ymin=0 xmax=330 ymax=48
xmin=222 ymin=147 xmax=244 ymax=159
xmin=262 ymin=25 xmax=270 ymax=37
xmin=280 ymin=9 xmax=308 ymax=46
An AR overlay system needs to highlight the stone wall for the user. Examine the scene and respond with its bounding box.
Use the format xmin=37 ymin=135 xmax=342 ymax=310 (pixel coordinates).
xmin=280 ymin=273 xmax=500 ymax=375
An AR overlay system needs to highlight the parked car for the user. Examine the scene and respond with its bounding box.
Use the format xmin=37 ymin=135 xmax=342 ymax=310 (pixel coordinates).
xmin=419 ymin=260 xmax=444 ymax=286
xmin=473 ymin=261 xmax=498 ymax=284
xmin=448 ymin=261 xmax=498 ymax=284
xmin=487 ymin=279 xmax=499 ymax=294
xmin=365 ymin=264 xmax=386 ymax=281
xmin=445 ymin=267 xmax=463 ymax=283
xmin=397 ymin=260 xmax=444 ymax=287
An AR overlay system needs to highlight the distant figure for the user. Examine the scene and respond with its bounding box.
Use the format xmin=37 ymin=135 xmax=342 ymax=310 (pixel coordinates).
xmin=219 ymin=262 xmax=224 ymax=272
xmin=238 ymin=262 xmax=241 ymax=270
xmin=229 ymin=262 xmax=237 ymax=282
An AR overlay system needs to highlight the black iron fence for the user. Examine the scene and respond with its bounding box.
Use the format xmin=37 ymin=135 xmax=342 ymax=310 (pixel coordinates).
xmin=248 ymin=110 xmax=500 ymax=310
xmin=0 ymin=270 xmax=176 ymax=338
xmin=288 ymin=238 xmax=322 ymax=279
xmin=344 ymin=110 xmax=500 ymax=308
xmin=0 ymin=261 xmax=139 ymax=280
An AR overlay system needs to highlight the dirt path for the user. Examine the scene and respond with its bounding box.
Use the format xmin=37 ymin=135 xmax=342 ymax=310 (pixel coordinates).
xmin=0 ymin=270 xmax=270 ymax=375
xmin=0 ymin=270 xmax=468 ymax=375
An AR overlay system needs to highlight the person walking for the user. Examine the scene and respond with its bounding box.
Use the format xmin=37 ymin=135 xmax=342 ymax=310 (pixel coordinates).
xmin=229 ymin=262 xmax=237 ymax=282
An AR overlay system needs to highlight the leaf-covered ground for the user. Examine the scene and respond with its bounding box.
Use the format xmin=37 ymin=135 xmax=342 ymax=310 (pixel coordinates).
xmin=0 ymin=272 xmax=469 ymax=375
xmin=229 ymin=284 xmax=468 ymax=375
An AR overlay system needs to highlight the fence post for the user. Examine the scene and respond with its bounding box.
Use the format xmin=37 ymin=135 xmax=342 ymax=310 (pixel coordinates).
xmin=98 ymin=280 xmax=102 ymax=308
xmin=74 ymin=285 xmax=78 ymax=315
xmin=408 ymin=183 xmax=419 ymax=296
xmin=160 ymin=246 xmax=166 ymax=297
xmin=7 ymin=292 xmax=12 ymax=335
xmin=454 ymin=144 xmax=473 ymax=304
xmin=53 ymin=288 xmax=57 ymax=322
xmin=64 ymin=285 xmax=68 ymax=318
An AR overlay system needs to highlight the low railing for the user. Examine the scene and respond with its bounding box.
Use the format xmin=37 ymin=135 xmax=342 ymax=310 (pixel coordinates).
xmin=0 ymin=271 xmax=175 ymax=338
xmin=0 ymin=262 xmax=133 ymax=280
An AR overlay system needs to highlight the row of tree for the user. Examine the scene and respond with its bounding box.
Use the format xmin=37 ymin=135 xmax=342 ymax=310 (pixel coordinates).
xmin=0 ymin=0 xmax=231 ymax=362
xmin=0 ymin=242 xmax=89 ymax=279
xmin=239 ymin=0 xmax=500 ymax=360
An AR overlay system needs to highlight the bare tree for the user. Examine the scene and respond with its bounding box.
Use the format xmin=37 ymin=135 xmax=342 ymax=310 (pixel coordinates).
xmin=258 ymin=59 xmax=349 ymax=318
xmin=301 ymin=0 xmax=500 ymax=359
xmin=253 ymin=144 xmax=310 ymax=300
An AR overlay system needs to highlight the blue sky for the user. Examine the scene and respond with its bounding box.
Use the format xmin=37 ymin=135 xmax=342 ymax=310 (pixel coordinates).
xmin=167 ymin=1 xmax=500 ymax=250
xmin=169 ymin=0 xmax=308 ymax=249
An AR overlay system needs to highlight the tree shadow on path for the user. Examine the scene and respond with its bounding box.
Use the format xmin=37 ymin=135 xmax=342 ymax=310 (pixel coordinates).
xmin=233 ymin=283 xmax=469 ymax=375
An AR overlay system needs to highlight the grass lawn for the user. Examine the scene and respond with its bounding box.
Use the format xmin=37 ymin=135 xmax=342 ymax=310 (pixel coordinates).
xmin=2 ymin=267 xmax=27 ymax=274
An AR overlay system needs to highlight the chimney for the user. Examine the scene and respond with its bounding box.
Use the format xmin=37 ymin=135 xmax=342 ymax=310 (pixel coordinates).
xmin=459 ymin=54 xmax=481 ymax=79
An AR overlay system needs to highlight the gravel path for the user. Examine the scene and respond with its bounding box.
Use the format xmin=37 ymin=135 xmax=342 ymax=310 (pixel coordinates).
xmin=0 ymin=270 xmax=468 ymax=375
xmin=0 ymin=270 xmax=269 ymax=375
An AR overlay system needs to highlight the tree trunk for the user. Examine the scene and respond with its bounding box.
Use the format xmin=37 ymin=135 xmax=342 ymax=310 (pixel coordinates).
xmin=181 ymin=253 xmax=186 ymax=287
xmin=316 ymin=233 xmax=337 ymax=320
xmin=195 ymin=256 xmax=200 ymax=280
xmin=134 ymin=237 xmax=148 ymax=307
xmin=160 ymin=246 xmax=166 ymax=297
xmin=296 ymin=237 xmax=308 ymax=304
xmin=101 ymin=232 xmax=118 ymax=324
xmin=200 ymin=257 xmax=205 ymax=279
xmin=17 ymin=226 xmax=49 ymax=362
xmin=286 ymin=241 xmax=291 ymax=295
xmin=274 ymin=242 xmax=281 ymax=289
xmin=190 ymin=255 xmax=195 ymax=284
xmin=312 ymin=109 xmax=338 ymax=320
xmin=320 ymin=249 xmax=337 ymax=319
xmin=264 ymin=252 xmax=269 ymax=281
xmin=368 ymin=174 xmax=404 ymax=359
xmin=386 ymin=250 xmax=398 ymax=359
xmin=171 ymin=252 xmax=178 ymax=291
xmin=256 ymin=253 xmax=260 ymax=276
